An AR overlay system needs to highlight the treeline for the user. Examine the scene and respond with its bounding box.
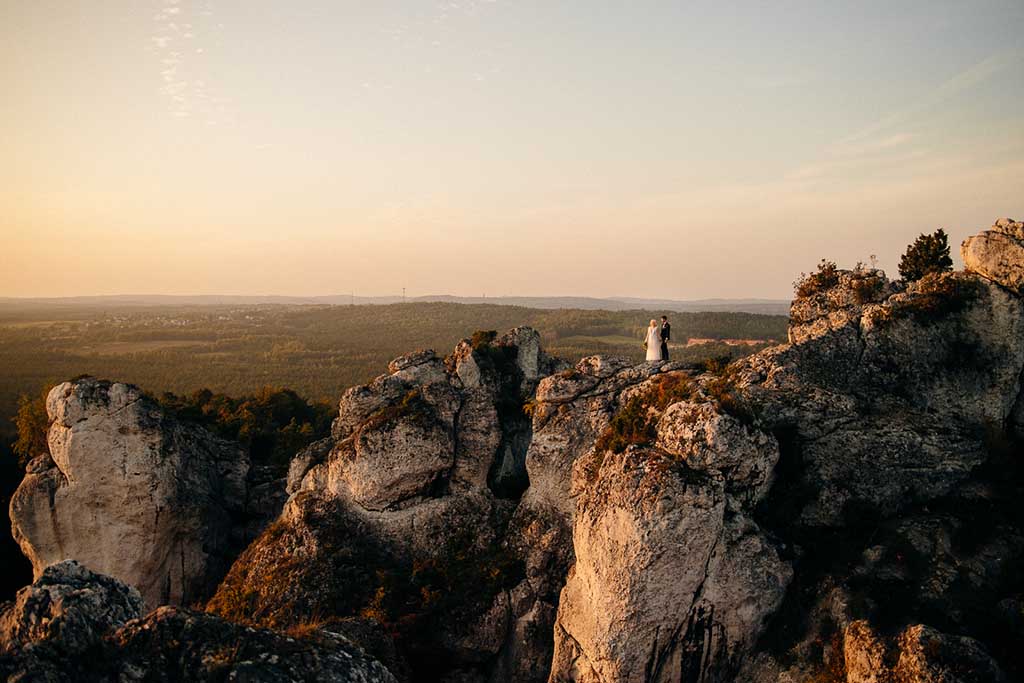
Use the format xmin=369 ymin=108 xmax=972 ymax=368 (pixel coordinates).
xmin=157 ymin=387 xmax=335 ymax=470
xmin=0 ymin=302 xmax=787 ymax=424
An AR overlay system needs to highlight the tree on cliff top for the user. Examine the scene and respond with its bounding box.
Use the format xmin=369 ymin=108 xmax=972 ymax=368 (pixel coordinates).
xmin=11 ymin=387 xmax=52 ymax=468
xmin=899 ymin=229 xmax=953 ymax=281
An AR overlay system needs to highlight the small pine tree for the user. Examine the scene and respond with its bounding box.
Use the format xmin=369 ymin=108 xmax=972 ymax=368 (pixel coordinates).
xmin=899 ymin=229 xmax=953 ymax=281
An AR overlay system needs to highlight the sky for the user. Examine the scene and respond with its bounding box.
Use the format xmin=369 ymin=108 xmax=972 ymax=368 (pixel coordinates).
xmin=1 ymin=0 xmax=1022 ymax=300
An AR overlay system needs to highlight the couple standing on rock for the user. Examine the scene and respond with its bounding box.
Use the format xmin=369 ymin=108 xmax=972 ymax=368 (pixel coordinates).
xmin=644 ymin=315 xmax=671 ymax=361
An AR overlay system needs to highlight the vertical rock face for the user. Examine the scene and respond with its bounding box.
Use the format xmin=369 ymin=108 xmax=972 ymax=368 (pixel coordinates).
xmin=547 ymin=373 xmax=790 ymax=683
xmin=209 ymin=327 xmax=565 ymax=682
xmin=9 ymin=379 xmax=252 ymax=608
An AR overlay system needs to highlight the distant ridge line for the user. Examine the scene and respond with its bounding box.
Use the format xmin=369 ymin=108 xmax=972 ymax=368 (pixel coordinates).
xmin=0 ymin=294 xmax=791 ymax=315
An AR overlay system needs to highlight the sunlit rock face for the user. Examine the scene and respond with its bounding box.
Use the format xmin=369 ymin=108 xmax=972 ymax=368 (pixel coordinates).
xmin=9 ymin=379 xmax=252 ymax=608
xmin=962 ymin=217 xmax=1024 ymax=295
xmin=549 ymin=219 xmax=1024 ymax=682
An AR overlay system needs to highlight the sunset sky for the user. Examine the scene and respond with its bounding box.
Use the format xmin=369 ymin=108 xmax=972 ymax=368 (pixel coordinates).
xmin=2 ymin=1 xmax=1022 ymax=299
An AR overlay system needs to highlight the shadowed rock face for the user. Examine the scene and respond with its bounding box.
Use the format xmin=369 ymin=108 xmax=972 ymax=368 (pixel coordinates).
xmin=209 ymin=327 xmax=564 ymax=682
xmin=0 ymin=560 xmax=397 ymax=682
xmin=7 ymin=221 xmax=1024 ymax=683
xmin=9 ymin=380 xmax=255 ymax=608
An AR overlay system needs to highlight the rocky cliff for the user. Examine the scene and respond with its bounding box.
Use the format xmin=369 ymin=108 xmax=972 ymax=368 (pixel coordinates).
xmin=4 ymin=219 xmax=1023 ymax=682
xmin=9 ymin=379 xmax=283 ymax=608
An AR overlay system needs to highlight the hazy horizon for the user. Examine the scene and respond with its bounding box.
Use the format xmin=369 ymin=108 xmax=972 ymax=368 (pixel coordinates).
xmin=3 ymin=1 xmax=1022 ymax=299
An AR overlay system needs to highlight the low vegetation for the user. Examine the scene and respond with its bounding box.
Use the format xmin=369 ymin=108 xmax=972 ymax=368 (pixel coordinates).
xmin=362 ymin=389 xmax=434 ymax=433
xmin=207 ymin=499 xmax=523 ymax=681
xmin=594 ymin=362 xmax=756 ymax=463
xmin=872 ymin=273 xmax=983 ymax=326
xmin=594 ymin=374 xmax=697 ymax=455
xmin=899 ymin=228 xmax=953 ymax=282
xmin=794 ymin=260 xmax=840 ymax=298
xmin=158 ymin=387 xmax=334 ymax=470
xmin=849 ymin=265 xmax=887 ymax=305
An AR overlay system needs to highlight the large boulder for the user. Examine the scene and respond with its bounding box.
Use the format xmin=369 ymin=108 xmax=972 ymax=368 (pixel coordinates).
xmin=962 ymin=217 xmax=1024 ymax=294
xmin=9 ymin=379 xmax=250 ymax=607
xmin=0 ymin=560 xmax=143 ymax=657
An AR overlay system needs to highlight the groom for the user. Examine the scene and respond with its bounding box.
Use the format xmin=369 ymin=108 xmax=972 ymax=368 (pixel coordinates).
xmin=659 ymin=315 xmax=671 ymax=361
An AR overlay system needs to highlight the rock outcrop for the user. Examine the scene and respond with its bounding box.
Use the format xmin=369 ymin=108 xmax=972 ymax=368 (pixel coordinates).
xmin=548 ymin=237 xmax=1024 ymax=681
xmin=0 ymin=560 xmax=397 ymax=682
xmin=962 ymin=217 xmax=1024 ymax=294
xmin=207 ymin=327 xmax=564 ymax=681
xmin=9 ymin=379 xmax=272 ymax=608
xmin=7 ymin=219 xmax=1024 ymax=682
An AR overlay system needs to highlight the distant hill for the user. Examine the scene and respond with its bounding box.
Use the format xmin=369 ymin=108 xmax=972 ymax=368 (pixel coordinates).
xmin=0 ymin=294 xmax=791 ymax=315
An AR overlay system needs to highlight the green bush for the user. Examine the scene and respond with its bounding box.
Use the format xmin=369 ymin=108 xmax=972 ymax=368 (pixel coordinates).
xmin=795 ymin=260 xmax=840 ymax=298
xmin=898 ymin=229 xmax=953 ymax=282
xmin=469 ymin=329 xmax=497 ymax=350
xmin=872 ymin=273 xmax=982 ymax=326
xmin=850 ymin=268 xmax=886 ymax=305
xmin=11 ymin=386 xmax=52 ymax=468
xmin=159 ymin=387 xmax=334 ymax=470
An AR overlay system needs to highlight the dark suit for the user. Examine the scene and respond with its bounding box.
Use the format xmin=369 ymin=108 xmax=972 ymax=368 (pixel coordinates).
xmin=660 ymin=322 xmax=671 ymax=361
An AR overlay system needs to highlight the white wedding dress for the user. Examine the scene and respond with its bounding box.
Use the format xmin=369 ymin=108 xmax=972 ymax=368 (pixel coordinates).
xmin=645 ymin=326 xmax=663 ymax=361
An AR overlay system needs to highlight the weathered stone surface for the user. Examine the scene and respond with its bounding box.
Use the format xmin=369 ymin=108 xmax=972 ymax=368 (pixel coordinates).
xmin=963 ymin=218 xmax=1024 ymax=294
xmin=211 ymin=328 xmax=558 ymax=682
xmin=0 ymin=561 xmax=396 ymax=683
xmin=894 ymin=624 xmax=1004 ymax=683
xmin=0 ymin=560 xmax=143 ymax=657
xmin=333 ymin=408 xmax=454 ymax=511
xmin=843 ymin=620 xmax=889 ymax=683
xmin=656 ymin=400 xmax=779 ymax=501
xmin=10 ymin=379 xmax=251 ymax=608
xmin=551 ymin=443 xmax=789 ymax=682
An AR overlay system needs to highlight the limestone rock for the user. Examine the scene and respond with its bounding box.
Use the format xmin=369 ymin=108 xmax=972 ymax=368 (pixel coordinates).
xmin=10 ymin=379 xmax=251 ymax=608
xmin=332 ymin=401 xmax=455 ymax=511
xmin=894 ymin=624 xmax=1004 ymax=683
xmin=0 ymin=560 xmax=143 ymax=657
xmin=962 ymin=217 xmax=1024 ymax=294
xmin=211 ymin=328 xmax=555 ymax=682
xmin=105 ymin=606 xmax=399 ymax=683
xmin=550 ymin=447 xmax=789 ymax=682
xmin=0 ymin=562 xmax=396 ymax=682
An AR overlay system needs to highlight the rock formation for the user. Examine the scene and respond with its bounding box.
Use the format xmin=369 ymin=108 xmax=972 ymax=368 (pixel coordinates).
xmin=6 ymin=219 xmax=1024 ymax=682
xmin=206 ymin=327 xmax=564 ymax=681
xmin=9 ymin=379 xmax=279 ymax=608
xmin=0 ymin=560 xmax=397 ymax=682
xmin=962 ymin=217 xmax=1024 ymax=295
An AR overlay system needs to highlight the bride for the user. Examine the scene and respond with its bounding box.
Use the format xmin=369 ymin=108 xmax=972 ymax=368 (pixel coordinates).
xmin=644 ymin=319 xmax=663 ymax=361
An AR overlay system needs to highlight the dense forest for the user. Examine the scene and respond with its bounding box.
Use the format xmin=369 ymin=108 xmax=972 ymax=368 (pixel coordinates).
xmin=0 ymin=301 xmax=787 ymax=601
